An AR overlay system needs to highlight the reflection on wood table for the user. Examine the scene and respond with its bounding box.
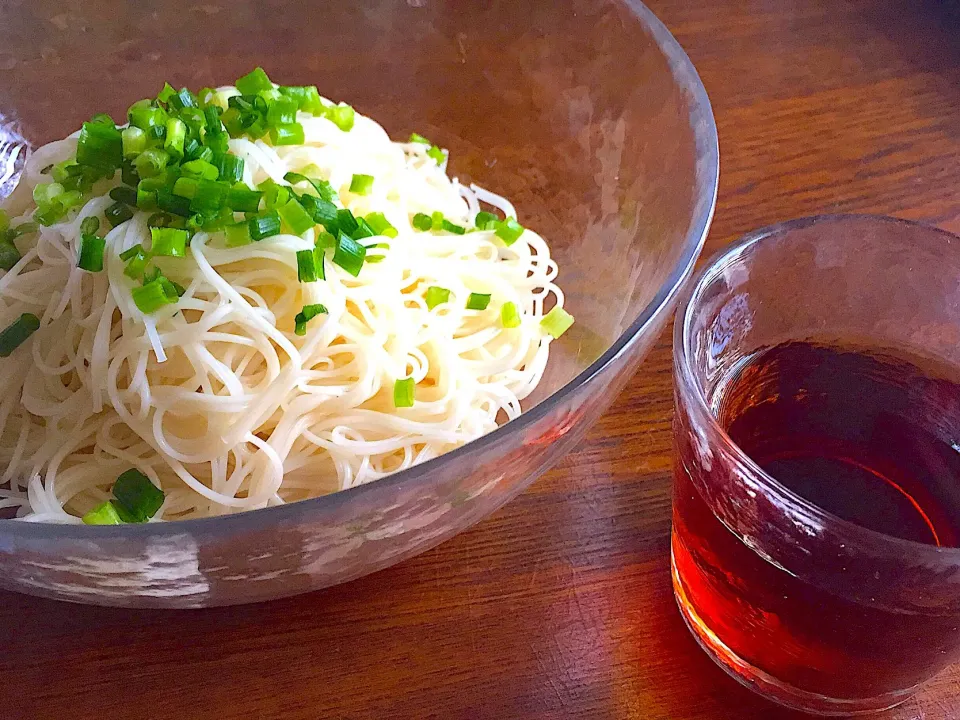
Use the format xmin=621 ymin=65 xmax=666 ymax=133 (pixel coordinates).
xmin=3 ymin=0 xmax=960 ymax=718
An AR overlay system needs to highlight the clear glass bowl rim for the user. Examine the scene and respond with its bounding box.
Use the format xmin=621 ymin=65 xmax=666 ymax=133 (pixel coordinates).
xmin=1 ymin=0 xmax=719 ymax=540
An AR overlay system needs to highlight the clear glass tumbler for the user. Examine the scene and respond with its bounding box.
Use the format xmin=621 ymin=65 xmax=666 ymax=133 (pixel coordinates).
xmin=672 ymin=214 xmax=960 ymax=715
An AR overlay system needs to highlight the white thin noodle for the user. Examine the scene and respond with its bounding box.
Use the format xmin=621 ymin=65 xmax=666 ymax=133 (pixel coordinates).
xmin=0 ymin=87 xmax=566 ymax=522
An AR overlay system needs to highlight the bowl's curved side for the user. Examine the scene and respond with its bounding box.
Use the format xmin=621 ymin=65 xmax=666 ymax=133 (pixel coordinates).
xmin=0 ymin=0 xmax=717 ymax=607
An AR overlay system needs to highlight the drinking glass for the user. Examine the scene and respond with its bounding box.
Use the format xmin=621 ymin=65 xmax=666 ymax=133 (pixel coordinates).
xmin=671 ymin=214 xmax=960 ymax=715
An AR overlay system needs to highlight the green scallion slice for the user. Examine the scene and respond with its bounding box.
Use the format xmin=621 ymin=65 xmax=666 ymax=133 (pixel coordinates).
xmin=294 ymin=303 xmax=328 ymax=336
xmin=105 ymin=201 xmax=134 ymax=228
xmin=189 ymin=179 xmax=228 ymax=214
xmin=441 ymin=219 xmax=466 ymax=235
xmin=224 ymin=221 xmax=252 ymax=247
xmin=332 ymin=232 xmax=366 ymax=277
xmin=324 ymin=104 xmax=355 ymax=131
xmin=352 ymin=218 xmax=375 ymax=240
xmin=112 ymin=468 xmax=164 ymax=522
xmin=248 ymin=211 xmax=282 ymax=241
xmin=0 ymin=313 xmax=40 ymax=357
xmin=466 ymin=292 xmax=491 ymax=311
xmin=109 ymin=186 xmax=138 ymax=207
xmin=150 ymin=227 xmax=189 ymax=257
xmin=299 ymin=195 xmax=338 ymax=232
xmin=495 ymin=218 xmax=525 ymax=246
xmin=134 ymin=148 xmax=169 ymax=179
xmin=412 ymin=213 xmax=433 ymax=231
xmin=409 ymin=132 xmax=432 ymax=145
xmin=269 ymin=123 xmax=305 ymax=146
xmin=393 ymin=377 xmax=415 ymax=408
xmin=540 ymin=306 xmax=574 ymax=339
xmin=501 ymin=301 xmax=521 ymax=328
xmin=76 ymin=121 xmax=122 ymax=170
xmin=226 ymin=184 xmax=263 ymax=213
xmin=81 ymin=501 xmax=124 ymax=525
xmin=181 ymin=159 xmax=219 ymax=181
xmin=364 ymin=212 xmax=398 ymax=238
xmin=164 ymin=118 xmax=187 ymax=160
xmin=215 ymin=154 xmax=244 ymax=184
xmin=426 ymin=145 xmax=445 ymax=165
xmin=335 ymin=209 xmax=359 ymax=236
xmin=349 ymin=173 xmax=374 ymax=195
xmin=121 ymin=127 xmax=147 ymax=158
xmin=79 ymin=216 xmax=101 ymax=236
xmin=425 ymin=286 xmax=451 ymax=310
xmin=78 ymin=234 xmax=105 ymax=272
xmin=235 ymin=67 xmax=273 ymax=95
xmin=278 ymin=198 xmax=315 ymax=235
xmin=119 ymin=244 xmax=144 ymax=262
xmin=128 ymin=100 xmax=167 ymax=132
xmin=474 ymin=211 xmax=498 ymax=230
xmin=132 ymin=278 xmax=177 ymax=314
xmin=296 ymin=248 xmax=320 ymax=282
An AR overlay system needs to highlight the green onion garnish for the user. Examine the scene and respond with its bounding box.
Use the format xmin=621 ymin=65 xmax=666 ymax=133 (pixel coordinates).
xmin=225 ymin=222 xmax=252 ymax=247
xmin=364 ymin=212 xmax=398 ymax=238
xmin=105 ymin=201 xmax=134 ymax=228
xmin=294 ymin=303 xmax=328 ymax=336
xmin=266 ymin=97 xmax=298 ymax=127
xmin=540 ymin=306 xmax=574 ymax=339
xmin=333 ymin=233 xmax=366 ymax=277
xmin=425 ymin=286 xmax=451 ymax=310
xmin=474 ymin=211 xmax=498 ymax=230
xmin=278 ymin=198 xmax=315 ymax=235
xmin=296 ymin=248 xmax=321 ymax=282
xmin=426 ymin=145 xmax=445 ymax=165
xmin=349 ymin=174 xmax=374 ymax=195
xmin=79 ymin=216 xmax=101 ymax=236
xmin=128 ymin=100 xmax=167 ymax=132
xmin=316 ymin=231 xmax=337 ymax=249
xmin=495 ymin=218 xmax=525 ymax=245
xmin=501 ymin=301 xmax=521 ymax=328
xmin=132 ymin=278 xmax=178 ymax=314
xmin=134 ymin=148 xmax=169 ymax=179
xmin=409 ymin=132 xmax=431 ymax=145
xmin=81 ymin=501 xmax=123 ymax=525
xmin=164 ymin=118 xmax=187 ymax=160
xmin=0 ymin=313 xmax=40 ymax=357
xmin=336 ymin=208 xmax=359 ymax=235
xmin=0 ymin=243 xmax=20 ymax=271
xmin=112 ymin=468 xmax=164 ymax=522
xmin=215 ymin=154 xmax=244 ymax=184
xmin=119 ymin=244 xmax=144 ymax=261
xmin=181 ymin=159 xmax=219 ymax=181
xmin=76 ymin=121 xmax=122 ymax=170
xmin=248 ymin=211 xmax=282 ymax=241
xmin=324 ymin=104 xmax=355 ymax=131
xmin=235 ymin=67 xmax=273 ymax=95
xmin=78 ymin=234 xmax=105 ymax=272
xmin=393 ymin=377 xmax=415 ymax=408
xmin=121 ymin=127 xmax=147 ymax=158
xmin=122 ymin=247 xmax=148 ymax=280
xmin=412 ymin=213 xmax=433 ymax=231
xmin=226 ymin=185 xmax=263 ymax=213
xmin=441 ymin=219 xmax=466 ymax=235
xmin=270 ymin=123 xmax=305 ymax=146
xmin=466 ymin=293 xmax=491 ymax=311
xmin=109 ymin=186 xmax=138 ymax=207
xmin=150 ymin=227 xmax=189 ymax=257
xmin=352 ymin=218 xmax=375 ymax=240
xmin=283 ymin=171 xmax=337 ymax=202
xmin=299 ymin=195 xmax=339 ymax=233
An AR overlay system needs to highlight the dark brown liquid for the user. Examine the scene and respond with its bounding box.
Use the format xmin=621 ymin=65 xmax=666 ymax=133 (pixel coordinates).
xmin=672 ymin=341 xmax=960 ymax=700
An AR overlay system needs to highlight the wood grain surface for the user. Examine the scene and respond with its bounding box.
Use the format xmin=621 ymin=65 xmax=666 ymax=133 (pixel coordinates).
xmin=4 ymin=0 xmax=960 ymax=718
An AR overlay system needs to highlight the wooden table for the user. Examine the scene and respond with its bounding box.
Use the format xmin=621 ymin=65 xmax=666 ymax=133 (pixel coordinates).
xmin=4 ymin=1 xmax=960 ymax=718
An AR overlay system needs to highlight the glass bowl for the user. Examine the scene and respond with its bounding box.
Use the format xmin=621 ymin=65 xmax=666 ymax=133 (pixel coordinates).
xmin=0 ymin=0 xmax=717 ymax=606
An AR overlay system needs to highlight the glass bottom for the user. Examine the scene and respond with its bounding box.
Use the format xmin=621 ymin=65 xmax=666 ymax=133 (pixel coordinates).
xmin=670 ymin=550 xmax=916 ymax=716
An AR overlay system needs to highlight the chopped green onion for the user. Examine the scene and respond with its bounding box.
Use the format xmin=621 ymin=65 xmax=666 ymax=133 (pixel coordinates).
xmin=105 ymin=201 xmax=134 ymax=228
xmin=266 ymin=97 xmax=298 ymax=127
xmin=466 ymin=292 xmax=491 ymax=311
xmin=0 ymin=243 xmax=20 ymax=271
xmin=157 ymin=82 xmax=176 ymax=105
xmin=393 ymin=377 xmax=415 ymax=408
xmin=235 ymin=67 xmax=273 ymax=95
xmin=112 ymin=468 xmax=164 ymax=522
xmin=78 ymin=234 xmax=105 ymax=271
xmin=120 ymin=159 xmax=140 ymax=188
xmin=33 ymin=182 xmax=64 ymax=207
xmin=332 ymin=233 xmax=366 ymax=277
xmin=315 ymin=231 xmax=337 ymax=249
xmin=79 ymin=216 xmax=101 ymax=235
xmin=136 ymin=187 xmax=157 ymax=211
xmin=119 ymin=244 xmax=144 ymax=261
xmin=540 ymin=306 xmax=574 ymax=339
xmin=248 ymin=211 xmax=282 ymax=241
xmin=0 ymin=313 xmax=40 ymax=357
xmin=349 ymin=173 xmax=374 ymax=195
xmin=426 ymin=145 xmax=445 ymax=165
xmin=132 ymin=278 xmax=177 ymax=314
xmin=134 ymin=148 xmax=169 ymax=178
xmin=501 ymin=301 xmax=521 ymax=328
xmin=296 ymin=248 xmax=320 ymax=282
xmin=150 ymin=227 xmax=188 ymax=257
xmin=121 ymin=127 xmax=147 ymax=158
xmin=336 ymin=208 xmax=359 ymax=236
xmin=431 ymin=211 xmax=445 ymax=230
xmin=495 ymin=218 xmax=524 ymax=245
xmin=181 ymin=159 xmax=219 ymax=180
xmin=81 ymin=501 xmax=124 ymax=525
xmin=425 ymin=286 xmax=451 ymax=310
xmin=226 ymin=185 xmax=263 ymax=213
xmin=298 ymin=195 xmax=338 ymax=231
xmin=278 ymin=198 xmax=315 ymax=235
xmin=441 ymin=219 xmax=466 ymax=235
xmin=474 ymin=211 xmax=498 ymax=230
xmin=76 ymin=121 xmax=122 ymax=170
xmin=224 ymin=221 xmax=252 ymax=247
xmin=412 ymin=213 xmax=433 ymax=231
xmin=214 ymin=154 xmax=244 ymax=183
xmin=179 ymin=107 xmax=205 ymax=132
xmin=169 ymin=87 xmax=197 ymax=111
xmin=189 ymin=179 xmax=227 ymax=213
xmin=352 ymin=218 xmax=375 ymax=240
xmin=409 ymin=132 xmax=432 ymax=145
xmin=163 ymin=118 xmax=187 ymax=160
xmin=108 ymin=186 xmax=138 ymax=207
xmin=269 ymin=123 xmax=305 ymax=146
xmin=293 ymin=302 xmax=328 ymax=336
xmin=364 ymin=212 xmax=398 ymax=238
xmin=259 ymin=180 xmax=291 ymax=210
xmin=128 ymin=100 xmax=167 ymax=131
xmin=324 ymin=103 xmax=355 ymax=131
xmin=147 ymin=212 xmax=174 ymax=228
